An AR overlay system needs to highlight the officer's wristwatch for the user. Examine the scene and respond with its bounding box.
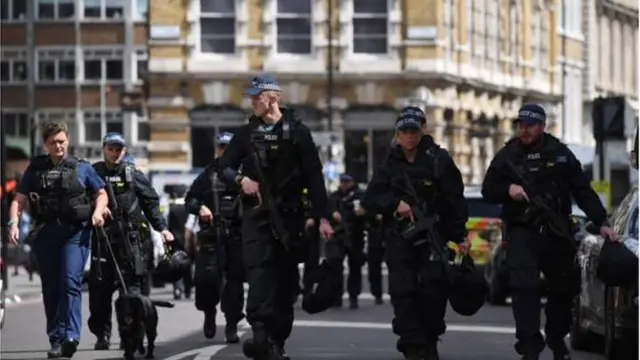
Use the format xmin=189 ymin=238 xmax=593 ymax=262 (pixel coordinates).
xmin=6 ymin=219 xmax=18 ymax=226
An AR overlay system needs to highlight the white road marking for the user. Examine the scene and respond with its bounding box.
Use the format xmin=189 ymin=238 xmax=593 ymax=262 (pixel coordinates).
xmin=291 ymin=320 xmax=517 ymax=334
xmin=162 ymin=330 xmax=248 ymax=360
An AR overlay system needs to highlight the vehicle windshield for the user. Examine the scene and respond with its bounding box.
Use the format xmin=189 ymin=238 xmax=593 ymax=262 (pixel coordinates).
xmin=467 ymin=198 xmax=502 ymax=218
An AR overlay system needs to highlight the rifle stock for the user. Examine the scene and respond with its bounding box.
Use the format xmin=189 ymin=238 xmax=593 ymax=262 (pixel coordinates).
xmin=104 ymin=182 xmax=145 ymax=275
xmin=504 ymin=159 xmax=577 ymax=250
xmin=249 ymin=152 xmax=290 ymax=251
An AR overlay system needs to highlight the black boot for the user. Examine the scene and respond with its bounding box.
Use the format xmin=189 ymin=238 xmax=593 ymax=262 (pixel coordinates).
xmin=47 ymin=344 xmax=62 ymax=359
xmin=270 ymin=341 xmax=291 ymax=360
xmin=61 ymin=338 xmax=79 ymax=358
xmin=402 ymin=345 xmax=424 ymax=360
xmin=225 ymin=322 xmax=240 ymax=344
xmin=243 ymin=325 xmax=269 ymax=359
xmin=374 ymin=296 xmax=383 ymax=305
xmin=203 ymin=312 xmax=216 ymax=339
xmin=424 ymin=341 xmax=440 ymax=360
xmin=548 ymin=339 xmax=571 ymax=360
xmin=94 ymin=336 xmax=110 ymax=350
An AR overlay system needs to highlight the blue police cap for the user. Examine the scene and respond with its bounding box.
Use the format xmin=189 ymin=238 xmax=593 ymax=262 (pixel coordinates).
xmin=103 ymin=132 xmax=126 ymax=146
xmin=216 ymin=132 xmax=234 ymax=145
xmin=516 ymin=103 xmax=547 ymax=124
xmin=339 ymin=173 xmax=354 ymax=182
xmin=400 ymin=106 xmax=426 ymax=124
xmin=244 ymin=75 xmax=282 ymax=96
xmin=395 ymin=115 xmax=422 ymax=131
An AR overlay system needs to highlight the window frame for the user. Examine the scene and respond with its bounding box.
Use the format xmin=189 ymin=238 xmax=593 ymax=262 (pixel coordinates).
xmin=273 ymin=0 xmax=314 ymax=56
xmin=82 ymin=0 xmax=125 ymax=21
xmin=1 ymin=110 xmax=30 ymax=138
xmin=198 ymin=0 xmax=238 ymax=56
xmin=349 ymin=0 xmax=391 ymax=57
xmin=81 ymin=109 xmax=125 ymax=144
xmin=35 ymin=110 xmax=78 ymax=141
xmin=134 ymin=48 xmax=148 ymax=83
xmin=0 ymin=0 xmax=27 ymax=22
xmin=35 ymin=0 xmax=76 ymax=21
xmin=82 ymin=47 xmax=125 ymax=83
xmin=0 ymin=48 xmax=28 ymax=84
xmin=35 ymin=47 xmax=77 ymax=83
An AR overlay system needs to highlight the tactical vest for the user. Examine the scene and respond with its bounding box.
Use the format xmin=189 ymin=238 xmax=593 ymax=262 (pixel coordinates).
xmin=505 ymin=136 xmax=572 ymax=222
xmin=248 ymin=117 xmax=300 ymax=186
xmin=93 ymin=161 xmax=144 ymax=224
xmin=29 ymin=155 xmax=92 ymax=224
xmin=213 ymin=173 xmax=240 ymax=218
xmin=385 ymin=143 xmax=443 ymax=216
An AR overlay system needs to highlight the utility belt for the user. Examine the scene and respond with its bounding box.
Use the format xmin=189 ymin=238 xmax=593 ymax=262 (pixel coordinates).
xmin=28 ymin=192 xmax=93 ymax=225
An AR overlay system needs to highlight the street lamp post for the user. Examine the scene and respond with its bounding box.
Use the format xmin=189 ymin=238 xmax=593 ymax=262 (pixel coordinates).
xmin=326 ymin=0 xmax=335 ymax=161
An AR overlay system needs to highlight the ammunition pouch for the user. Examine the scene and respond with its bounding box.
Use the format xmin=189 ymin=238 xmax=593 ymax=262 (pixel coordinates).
xmin=69 ymin=204 xmax=93 ymax=221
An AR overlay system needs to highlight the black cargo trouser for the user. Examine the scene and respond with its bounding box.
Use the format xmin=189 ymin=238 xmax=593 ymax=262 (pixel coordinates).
xmin=367 ymin=228 xmax=386 ymax=299
xmin=242 ymin=208 xmax=303 ymax=347
xmin=325 ymin=229 xmax=365 ymax=300
xmin=194 ymin=227 xmax=246 ymax=324
xmin=386 ymin=233 xmax=448 ymax=353
xmin=506 ymin=225 xmax=577 ymax=355
xmin=87 ymin=238 xmax=146 ymax=339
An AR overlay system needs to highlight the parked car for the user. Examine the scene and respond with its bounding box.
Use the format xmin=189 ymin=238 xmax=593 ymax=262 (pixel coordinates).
xmin=571 ymin=186 xmax=638 ymax=360
xmin=484 ymin=204 xmax=588 ymax=305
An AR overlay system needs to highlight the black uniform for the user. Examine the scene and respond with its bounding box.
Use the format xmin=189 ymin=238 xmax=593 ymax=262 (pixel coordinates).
xmin=327 ymin=186 xmax=366 ymax=307
xmin=365 ymin=213 xmax=386 ymax=303
xmin=482 ymin=133 xmax=608 ymax=357
xmin=217 ymin=108 xmax=329 ymax=358
xmin=88 ymin=161 xmax=168 ymax=345
xmin=167 ymin=198 xmax=194 ymax=299
xmin=364 ymin=135 xmax=468 ymax=358
xmin=185 ymin=159 xmax=245 ymax=335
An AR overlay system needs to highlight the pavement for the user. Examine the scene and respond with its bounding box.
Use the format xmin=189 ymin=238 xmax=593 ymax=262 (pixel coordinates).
xmin=1 ymin=267 xmax=609 ymax=360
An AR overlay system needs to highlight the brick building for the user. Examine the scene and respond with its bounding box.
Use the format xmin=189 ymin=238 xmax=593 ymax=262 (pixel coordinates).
xmin=1 ymin=0 xmax=149 ymax=166
xmin=147 ymin=0 xmax=580 ymax=184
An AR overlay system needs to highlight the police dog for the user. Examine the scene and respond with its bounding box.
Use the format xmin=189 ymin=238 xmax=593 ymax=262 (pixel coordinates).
xmin=114 ymin=293 xmax=174 ymax=360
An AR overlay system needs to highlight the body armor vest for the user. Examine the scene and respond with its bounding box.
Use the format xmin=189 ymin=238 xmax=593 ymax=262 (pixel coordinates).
xmin=505 ymin=136 xmax=572 ymax=223
xmin=30 ymin=155 xmax=92 ymax=224
xmin=93 ymin=161 xmax=144 ymax=224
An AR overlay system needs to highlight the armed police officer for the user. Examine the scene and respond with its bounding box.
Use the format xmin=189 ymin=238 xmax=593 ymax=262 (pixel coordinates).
xmin=481 ymin=104 xmax=616 ymax=360
xmin=165 ymin=184 xmax=193 ymax=299
xmin=365 ymin=211 xmax=386 ymax=305
xmin=185 ymin=132 xmax=246 ymax=343
xmin=216 ymin=75 xmax=334 ymax=360
xmin=327 ymin=173 xmax=366 ymax=309
xmin=88 ymin=132 xmax=174 ymax=350
xmin=364 ymin=109 xmax=470 ymax=360
xmin=8 ymin=121 xmax=109 ymax=359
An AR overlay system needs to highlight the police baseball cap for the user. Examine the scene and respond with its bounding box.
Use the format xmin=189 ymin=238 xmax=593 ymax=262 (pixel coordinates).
xmin=395 ymin=115 xmax=422 ymax=131
xmin=400 ymin=106 xmax=426 ymax=124
xmin=339 ymin=173 xmax=354 ymax=182
xmin=215 ymin=132 xmax=234 ymax=145
xmin=516 ymin=103 xmax=547 ymax=124
xmin=244 ymin=75 xmax=282 ymax=96
xmin=102 ymin=132 xmax=126 ymax=146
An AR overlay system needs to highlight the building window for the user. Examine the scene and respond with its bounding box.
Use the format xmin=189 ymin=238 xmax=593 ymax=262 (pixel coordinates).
xmin=36 ymin=0 xmax=75 ymax=19
xmin=83 ymin=48 xmax=125 ymax=82
xmin=83 ymin=110 xmax=124 ymax=142
xmin=443 ymin=0 xmax=455 ymax=60
xmin=0 ymin=0 xmax=27 ymax=21
xmin=200 ymin=0 xmax=236 ymax=54
xmin=352 ymin=0 xmax=388 ymax=54
xmin=137 ymin=119 xmax=150 ymax=142
xmin=0 ymin=59 xmax=28 ymax=83
xmin=36 ymin=111 xmax=77 ymax=140
xmin=134 ymin=0 xmax=147 ymax=20
xmin=135 ymin=49 xmax=148 ymax=81
xmin=275 ymin=0 xmax=312 ymax=55
xmin=36 ymin=48 xmax=76 ymax=82
xmin=84 ymin=0 xmax=123 ymax=19
xmin=1 ymin=112 xmax=29 ymax=138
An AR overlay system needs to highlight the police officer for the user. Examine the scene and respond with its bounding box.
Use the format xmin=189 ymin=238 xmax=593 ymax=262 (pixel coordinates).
xmin=481 ymin=104 xmax=617 ymax=360
xmin=216 ymin=75 xmax=334 ymax=360
xmin=185 ymin=132 xmax=246 ymax=343
xmin=8 ymin=121 xmax=108 ymax=359
xmin=327 ymin=173 xmax=366 ymax=309
xmin=364 ymin=110 xmax=470 ymax=360
xmin=366 ymin=212 xmax=386 ymax=305
xmin=88 ymin=132 xmax=173 ymax=350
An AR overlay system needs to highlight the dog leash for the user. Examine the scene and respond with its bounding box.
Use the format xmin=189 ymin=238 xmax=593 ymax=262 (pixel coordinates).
xmin=97 ymin=226 xmax=130 ymax=295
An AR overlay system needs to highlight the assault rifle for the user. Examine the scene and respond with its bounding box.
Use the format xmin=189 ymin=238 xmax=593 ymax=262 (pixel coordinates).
xmin=104 ymin=182 xmax=145 ymax=275
xmin=504 ymin=159 xmax=577 ymax=251
xmin=393 ymin=173 xmax=447 ymax=260
xmin=248 ymin=150 xmax=290 ymax=251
